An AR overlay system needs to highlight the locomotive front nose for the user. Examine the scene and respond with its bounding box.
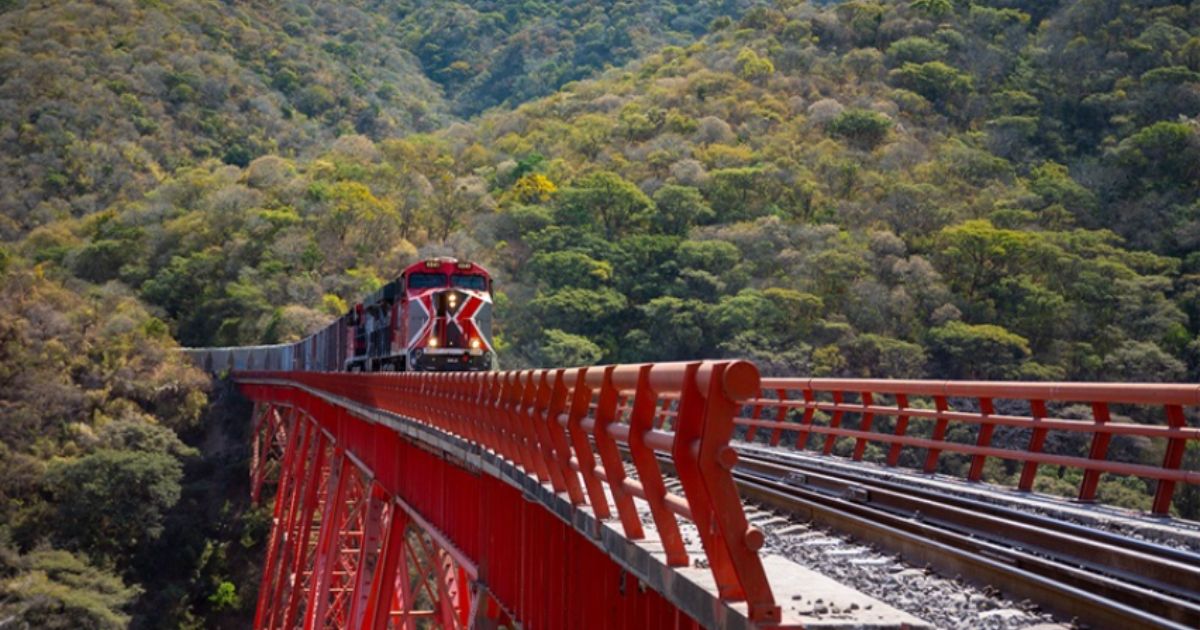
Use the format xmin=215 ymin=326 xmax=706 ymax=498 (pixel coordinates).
xmin=406 ymin=284 xmax=494 ymax=372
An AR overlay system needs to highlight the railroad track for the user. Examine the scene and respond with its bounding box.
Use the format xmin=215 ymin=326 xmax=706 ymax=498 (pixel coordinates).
xmin=728 ymin=449 xmax=1200 ymax=629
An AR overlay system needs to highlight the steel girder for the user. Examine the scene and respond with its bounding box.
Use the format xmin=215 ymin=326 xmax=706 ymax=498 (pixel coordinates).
xmin=248 ymin=397 xmax=505 ymax=630
xmin=238 ymin=361 xmax=783 ymax=629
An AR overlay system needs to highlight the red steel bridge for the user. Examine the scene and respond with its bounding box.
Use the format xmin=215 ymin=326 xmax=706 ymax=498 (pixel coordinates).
xmin=194 ymin=352 xmax=1200 ymax=629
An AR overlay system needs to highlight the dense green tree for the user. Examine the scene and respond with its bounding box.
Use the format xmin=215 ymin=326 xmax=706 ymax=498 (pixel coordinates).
xmin=527 ymin=287 xmax=628 ymax=339
xmin=886 ymin=36 xmax=949 ymax=65
xmin=927 ymin=321 xmax=1031 ymax=379
xmin=828 ymin=109 xmax=894 ymax=150
xmin=718 ymin=329 xmax=813 ymax=376
xmin=1113 ymin=122 xmax=1200 ymax=192
xmin=97 ymin=419 xmax=198 ymax=460
xmin=536 ymin=329 xmax=604 ymax=367
xmin=909 ymin=0 xmax=954 ymax=19
xmin=527 ymin=251 xmax=613 ymax=290
xmin=932 ymin=220 xmax=1032 ymax=303
xmin=677 ymin=240 xmax=741 ymax=276
xmin=889 ymin=61 xmax=974 ymax=110
xmin=613 ymin=234 xmax=685 ymax=303
xmin=841 ymin=334 xmax=927 ymax=378
xmin=651 ymin=185 xmax=715 ymax=235
xmin=763 ymin=289 xmax=824 ymax=338
xmin=1101 ymin=340 xmax=1187 ymax=382
xmin=736 ymin=48 xmax=775 ymax=84
xmin=555 ymin=172 xmax=653 ymax=239
xmin=45 ymin=450 xmax=183 ymax=566
xmin=495 ymin=205 xmax=554 ymax=243
xmin=991 ymin=276 xmax=1068 ymax=352
xmin=0 ymin=548 xmax=140 ymax=629
xmin=637 ymin=297 xmax=712 ymax=360
xmin=708 ymin=290 xmax=782 ymax=340
xmin=704 ymin=167 xmax=770 ymax=222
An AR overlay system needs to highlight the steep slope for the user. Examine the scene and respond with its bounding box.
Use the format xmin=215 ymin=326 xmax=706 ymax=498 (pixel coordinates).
xmin=40 ymin=0 xmax=1199 ymax=385
xmin=0 ymin=0 xmax=772 ymax=238
xmin=453 ymin=0 xmax=1198 ymax=380
xmin=0 ymin=0 xmax=447 ymax=236
xmin=388 ymin=0 xmax=773 ymax=115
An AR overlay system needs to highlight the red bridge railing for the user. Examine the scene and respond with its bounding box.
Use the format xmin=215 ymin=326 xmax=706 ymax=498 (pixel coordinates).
xmin=241 ymin=361 xmax=781 ymax=624
xmin=730 ymin=379 xmax=1200 ymax=515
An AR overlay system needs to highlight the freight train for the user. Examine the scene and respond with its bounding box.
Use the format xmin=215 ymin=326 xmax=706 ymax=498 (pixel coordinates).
xmin=185 ymin=258 xmax=496 ymax=373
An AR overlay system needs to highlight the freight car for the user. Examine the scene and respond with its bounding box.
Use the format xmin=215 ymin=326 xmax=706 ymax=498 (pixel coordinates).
xmin=185 ymin=257 xmax=496 ymax=373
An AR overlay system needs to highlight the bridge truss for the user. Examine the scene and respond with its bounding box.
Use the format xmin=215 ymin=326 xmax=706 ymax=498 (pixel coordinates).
xmin=236 ymin=362 xmax=782 ymax=629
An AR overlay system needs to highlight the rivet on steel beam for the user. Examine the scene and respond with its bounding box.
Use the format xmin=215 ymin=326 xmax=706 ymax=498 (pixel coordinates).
xmin=717 ymin=446 xmax=739 ymax=471
xmin=744 ymin=527 xmax=765 ymax=552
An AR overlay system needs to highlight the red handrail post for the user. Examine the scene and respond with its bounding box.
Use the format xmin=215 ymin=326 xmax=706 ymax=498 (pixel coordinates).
xmin=563 ymin=368 xmax=612 ymax=520
xmin=679 ymin=361 xmax=781 ymax=624
xmin=591 ymin=366 xmax=646 ymax=540
xmin=1153 ymin=404 xmax=1188 ymax=515
xmin=545 ymin=370 xmax=586 ymax=504
xmin=524 ymin=371 xmax=566 ymax=492
xmin=922 ymin=395 xmax=949 ymax=473
xmin=1078 ymin=401 xmax=1112 ymax=502
xmin=768 ymin=387 xmax=788 ymax=447
xmin=743 ymin=401 xmax=763 ymax=443
xmin=626 ymin=364 xmax=688 ymax=566
xmin=852 ymin=391 xmax=874 ymax=461
xmin=967 ymin=397 xmax=995 ymax=482
xmin=1018 ymin=400 xmax=1049 ymax=492
xmin=795 ymin=387 xmax=815 ymax=450
xmin=887 ymin=393 xmax=910 ymax=467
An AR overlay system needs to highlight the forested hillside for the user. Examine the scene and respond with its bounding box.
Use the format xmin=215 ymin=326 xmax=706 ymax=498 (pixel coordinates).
xmin=387 ymin=0 xmax=775 ymax=115
xmin=0 ymin=257 xmax=265 ymax=628
xmin=3 ymin=0 xmax=1200 ymax=626
xmin=31 ymin=0 xmax=1197 ymax=380
xmin=0 ymin=0 xmax=769 ymax=237
xmin=0 ymin=0 xmax=449 ymax=237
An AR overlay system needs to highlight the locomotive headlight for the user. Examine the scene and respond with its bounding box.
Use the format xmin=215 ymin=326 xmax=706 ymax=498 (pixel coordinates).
xmin=428 ymin=336 xmax=439 ymax=348
xmin=470 ymin=338 xmax=482 ymax=350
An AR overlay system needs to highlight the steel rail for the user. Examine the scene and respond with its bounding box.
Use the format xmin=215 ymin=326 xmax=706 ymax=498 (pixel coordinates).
xmin=728 ymin=451 xmax=1200 ymax=629
xmin=734 ymin=451 xmax=1200 ymax=586
xmin=732 ymin=473 xmax=1197 ymax=630
xmin=623 ymin=441 xmax=1199 ymax=628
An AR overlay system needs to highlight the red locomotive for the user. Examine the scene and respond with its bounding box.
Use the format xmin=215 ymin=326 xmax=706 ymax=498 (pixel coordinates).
xmin=184 ymin=257 xmax=496 ymax=373
xmin=344 ymin=258 xmax=495 ymax=372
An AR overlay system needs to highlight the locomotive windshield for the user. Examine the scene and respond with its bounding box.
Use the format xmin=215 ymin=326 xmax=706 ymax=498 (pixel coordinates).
xmin=451 ymin=274 xmax=487 ymax=291
xmin=407 ymin=273 xmax=447 ymax=289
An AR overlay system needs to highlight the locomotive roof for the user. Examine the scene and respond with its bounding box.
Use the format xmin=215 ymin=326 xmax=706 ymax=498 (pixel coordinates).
xmin=400 ymin=257 xmax=491 ymax=277
xmin=351 ymin=258 xmax=492 ymax=310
